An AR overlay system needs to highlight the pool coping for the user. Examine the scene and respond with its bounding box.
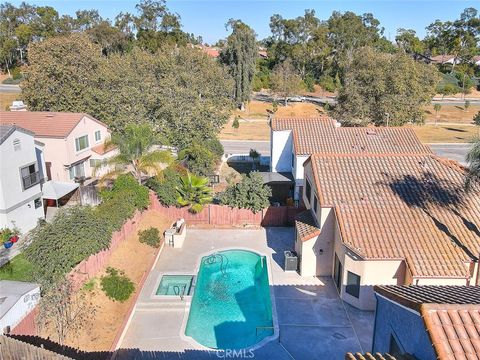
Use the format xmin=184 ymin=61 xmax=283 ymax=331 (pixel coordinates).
xmin=178 ymin=246 xmax=280 ymax=353
xmin=150 ymin=272 xmax=196 ymax=299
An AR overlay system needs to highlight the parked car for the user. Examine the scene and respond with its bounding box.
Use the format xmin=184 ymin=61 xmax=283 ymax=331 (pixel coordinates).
xmin=288 ymin=96 xmax=305 ymax=102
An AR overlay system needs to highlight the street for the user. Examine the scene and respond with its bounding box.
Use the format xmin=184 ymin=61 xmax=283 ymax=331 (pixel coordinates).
xmin=0 ymin=84 xmax=21 ymax=93
xmin=429 ymin=143 xmax=471 ymax=165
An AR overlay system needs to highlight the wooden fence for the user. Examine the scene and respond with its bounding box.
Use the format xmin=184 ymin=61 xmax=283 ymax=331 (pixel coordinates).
xmin=149 ymin=192 xmax=304 ymax=227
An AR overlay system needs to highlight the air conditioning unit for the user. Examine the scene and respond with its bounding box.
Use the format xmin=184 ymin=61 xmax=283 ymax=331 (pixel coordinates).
xmin=284 ymin=251 xmax=298 ymax=271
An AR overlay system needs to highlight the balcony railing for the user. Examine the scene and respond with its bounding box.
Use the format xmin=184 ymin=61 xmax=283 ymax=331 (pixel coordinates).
xmin=22 ymin=171 xmax=42 ymax=190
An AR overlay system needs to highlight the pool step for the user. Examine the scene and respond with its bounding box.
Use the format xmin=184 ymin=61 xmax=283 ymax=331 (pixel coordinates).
xmin=136 ymin=300 xmax=189 ymax=311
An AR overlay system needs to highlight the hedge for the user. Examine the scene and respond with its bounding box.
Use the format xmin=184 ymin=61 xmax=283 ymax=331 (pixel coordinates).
xmin=24 ymin=175 xmax=150 ymax=285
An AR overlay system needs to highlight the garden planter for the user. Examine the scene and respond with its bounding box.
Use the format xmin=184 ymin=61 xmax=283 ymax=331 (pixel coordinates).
xmin=10 ymin=235 xmax=19 ymax=243
xmin=3 ymin=241 xmax=13 ymax=249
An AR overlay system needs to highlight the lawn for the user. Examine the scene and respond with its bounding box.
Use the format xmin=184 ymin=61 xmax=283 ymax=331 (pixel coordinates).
xmin=0 ymin=254 xmax=34 ymax=281
xmin=411 ymin=124 xmax=479 ymax=143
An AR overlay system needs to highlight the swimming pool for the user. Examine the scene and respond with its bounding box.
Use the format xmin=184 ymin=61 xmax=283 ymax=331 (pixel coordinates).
xmin=185 ymin=250 xmax=273 ymax=349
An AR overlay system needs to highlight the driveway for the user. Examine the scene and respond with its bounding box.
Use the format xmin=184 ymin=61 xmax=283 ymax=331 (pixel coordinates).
xmin=115 ymin=228 xmax=373 ymax=359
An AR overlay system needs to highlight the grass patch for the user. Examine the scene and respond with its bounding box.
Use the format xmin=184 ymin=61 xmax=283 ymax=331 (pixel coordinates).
xmin=0 ymin=92 xmax=21 ymax=111
xmin=0 ymin=254 xmax=34 ymax=281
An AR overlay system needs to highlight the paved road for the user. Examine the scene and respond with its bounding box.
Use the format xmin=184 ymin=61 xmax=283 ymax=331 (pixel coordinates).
xmin=429 ymin=143 xmax=471 ymax=165
xmin=221 ymin=140 xmax=270 ymax=155
xmin=0 ymin=84 xmax=21 ymax=93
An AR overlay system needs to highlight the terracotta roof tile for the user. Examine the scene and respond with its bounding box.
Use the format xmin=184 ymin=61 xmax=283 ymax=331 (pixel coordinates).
xmin=91 ymin=143 xmax=115 ymax=155
xmin=271 ymin=117 xmax=431 ymax=155
xmin=295 ymin=210 xmax=321 ymax=241
xmin=0 ymin=112 xmax=107 ymax=138
xmin=309 ymin=154 xmax=480 ymax=278
xmin=345 ymin=353 xmax=414 ymax=360
xmin=422 ymin=304 xmax=480 ymax=360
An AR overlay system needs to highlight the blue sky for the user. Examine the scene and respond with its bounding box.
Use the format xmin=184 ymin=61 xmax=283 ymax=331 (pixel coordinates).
xmin=11 ymin=0 xmax=479 ymax=44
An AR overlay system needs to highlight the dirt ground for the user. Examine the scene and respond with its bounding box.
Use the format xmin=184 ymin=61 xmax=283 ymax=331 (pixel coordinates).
xmin=40 ymin=210 xmax=171 ymax=352
xmin=411 ymin=124 xmax=478 ymax=143
xmin=0 ymin=92 xmax=21 ymax=111
xmin=424 ymin=104 xmax=480 ymax=123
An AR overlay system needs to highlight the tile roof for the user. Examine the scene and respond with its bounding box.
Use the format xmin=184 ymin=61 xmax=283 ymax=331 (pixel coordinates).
xmin=308 ymin=153 xmax=480 ymax=278
xmin=422 ymin=303 xmax=480 ymax=360
xmin=91 ymin=143 xmax=115 ymax=155
xmin=271 ymin=117 xmax=431 ymax=156
xmin=375 ymin=285 xmax=480 ymax=312
xmin=295 ymin=210 xmax=321 ymax=241
xmin=0 ymin=112 xmax=107 ymax=138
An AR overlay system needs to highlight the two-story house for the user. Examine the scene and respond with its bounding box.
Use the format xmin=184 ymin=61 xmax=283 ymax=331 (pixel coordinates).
xmin=0 ymin=125 xmax=45 ymax=233
xmin=0 ymin=112 xmax=114 ymax=183
xmin=270 ymin=117 xmax=432 ymax=201
xmin=297 ymin=153 xmax=479 ymax=310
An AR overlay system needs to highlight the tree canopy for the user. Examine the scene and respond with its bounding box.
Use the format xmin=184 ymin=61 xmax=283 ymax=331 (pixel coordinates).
xmin=335 ymin=47 xmax=440 ymax=126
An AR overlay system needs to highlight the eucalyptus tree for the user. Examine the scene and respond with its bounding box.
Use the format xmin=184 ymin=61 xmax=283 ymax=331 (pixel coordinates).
xmin=220 ymin=19 xmax=258 ymax=110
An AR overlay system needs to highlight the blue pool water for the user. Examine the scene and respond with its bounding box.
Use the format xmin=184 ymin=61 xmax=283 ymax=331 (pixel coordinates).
xmin=185 ymin=250 xmax=273 ymax=349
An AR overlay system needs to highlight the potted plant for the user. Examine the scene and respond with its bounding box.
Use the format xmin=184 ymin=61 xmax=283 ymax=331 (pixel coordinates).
xmin=1 ymin=228 xmax=15 ymax=249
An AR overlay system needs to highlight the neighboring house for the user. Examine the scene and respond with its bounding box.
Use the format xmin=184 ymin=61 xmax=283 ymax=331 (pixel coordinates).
xmin=0 ymin=125 xmax=45 ymax=233
xmin=372 ymin=285 xmax=480 ymax=360
xmin=430 ymin=55 xmax=459 ymax=65
xmin=270 ymin=117 xmax=431 ymax=201
xmin=0 ymin=280 xmax=40 ymax=334
xmin=297 ymin=153 xmax=479 ymax=310
xmin=0 ymin=112 xmax=114 ymax=183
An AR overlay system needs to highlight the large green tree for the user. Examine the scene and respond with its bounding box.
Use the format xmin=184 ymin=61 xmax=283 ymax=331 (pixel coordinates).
xmin=220 ymin=19 xmax=257 ymax=110
xmin=21 ymin=34 xmax=234 ymax=148
xmin=335 ymin=47 xmax=440 ymax=126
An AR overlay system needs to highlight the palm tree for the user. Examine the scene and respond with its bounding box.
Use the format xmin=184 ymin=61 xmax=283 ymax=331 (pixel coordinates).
xmin=176 ymin=172 xmax=212 ymax=213
xmin=465 ymin=138 xmax=480 ymax=192
xmin=98 ymin=124 xmax=173 ymax=184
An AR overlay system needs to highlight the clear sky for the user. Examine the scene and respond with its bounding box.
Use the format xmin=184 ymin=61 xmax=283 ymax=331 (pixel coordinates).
xmin=11 ymin=0 xmax=479 ymax=44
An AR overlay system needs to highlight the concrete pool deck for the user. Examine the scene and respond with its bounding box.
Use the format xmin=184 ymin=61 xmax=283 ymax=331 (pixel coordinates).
xmin=116 ymin=228 xmax=374 ymax=359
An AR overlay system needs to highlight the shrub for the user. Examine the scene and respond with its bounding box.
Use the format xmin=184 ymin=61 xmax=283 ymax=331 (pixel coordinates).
xmin=303 ymin=73 xmax=315 ymax=92
xmin=205 ymin=138 xmax=224 ymax=159
xmin=146 ymin=165 xmax=184 ymax=206
xmin=99 ymin=175 xmax=149 ymax=210
xmin=474 ymin=111 xmax=480 ymax=127
xmin=100 ymin=267 xmax=134 ymax=302
xmin=319 ymin=75 xmax=336 ymax=92
xmin=219 ymin=172 xmax=271 ymax=213
xmin=138 ymin=227 xmax=161 ymax=247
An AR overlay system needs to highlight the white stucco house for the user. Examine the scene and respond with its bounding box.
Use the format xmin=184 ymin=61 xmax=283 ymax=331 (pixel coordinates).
xmin=0 ymin=280 xmax=40 ymax=334
xmin=0 ymin=112 xmax=115 ymax=183
xmin=295 ymin=153 xmax=480 ymax=311
xmin=270 ymin=117 xmax=432 ymax=202
xmin=0 ymin=125 xmax=45 ymax=233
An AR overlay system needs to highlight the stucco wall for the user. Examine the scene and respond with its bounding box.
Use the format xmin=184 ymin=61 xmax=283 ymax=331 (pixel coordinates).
xmin=38 ymin=116 xmax=110 ymax=182
xmin=270 ymin=129 xmax=293 ymax=173
xmin=373 ymin=295 xmax=436 ymax=359
xmin=0 ymin=129 xmax=44 ymax=233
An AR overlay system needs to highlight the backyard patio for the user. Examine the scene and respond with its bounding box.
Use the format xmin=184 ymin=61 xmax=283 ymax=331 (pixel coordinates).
xmin=114 ymin=228 xmax=374 ymax=360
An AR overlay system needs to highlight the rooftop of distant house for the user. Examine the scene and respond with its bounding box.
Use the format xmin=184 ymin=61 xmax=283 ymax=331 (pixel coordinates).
xmin=0 ymin=280 xmax=39 ymax=320
xmin=271 ymin=117 xmax=432 ymax=156
xmin=0 ymin=124 xmax=34 ymax=145
xmin=374 ymin=285 xmax=480 ymax=360
xmin=0 ymin=111 xmax=108 ymax=138
xmin=306 ymin=152 xmax=479 ymax=279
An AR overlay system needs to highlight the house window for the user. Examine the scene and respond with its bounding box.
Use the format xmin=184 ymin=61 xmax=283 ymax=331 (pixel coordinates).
xmin=20 ymin=163 xmax=40 ymax=190
xmin=346 ymin=271 xmax=361 ymax=298
xmin=313 ymin=195 xmax=318 ymax=214
xmin=90 ymin=159 xmax=103 ymax=167
xmin=13 ymin=138 xmax=21 ymax=151
xmin=95 ymin=130 xmax=101 ymax=142
xmin=69 ymin=162 xmax=85 ymax=180
xmin=305 ymin=179 xmax=311 ymax=204
xmin=75 ymin=135 xmax=89 ymax=152
xmin=34 ymin=198 xmax=42 ymax=209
